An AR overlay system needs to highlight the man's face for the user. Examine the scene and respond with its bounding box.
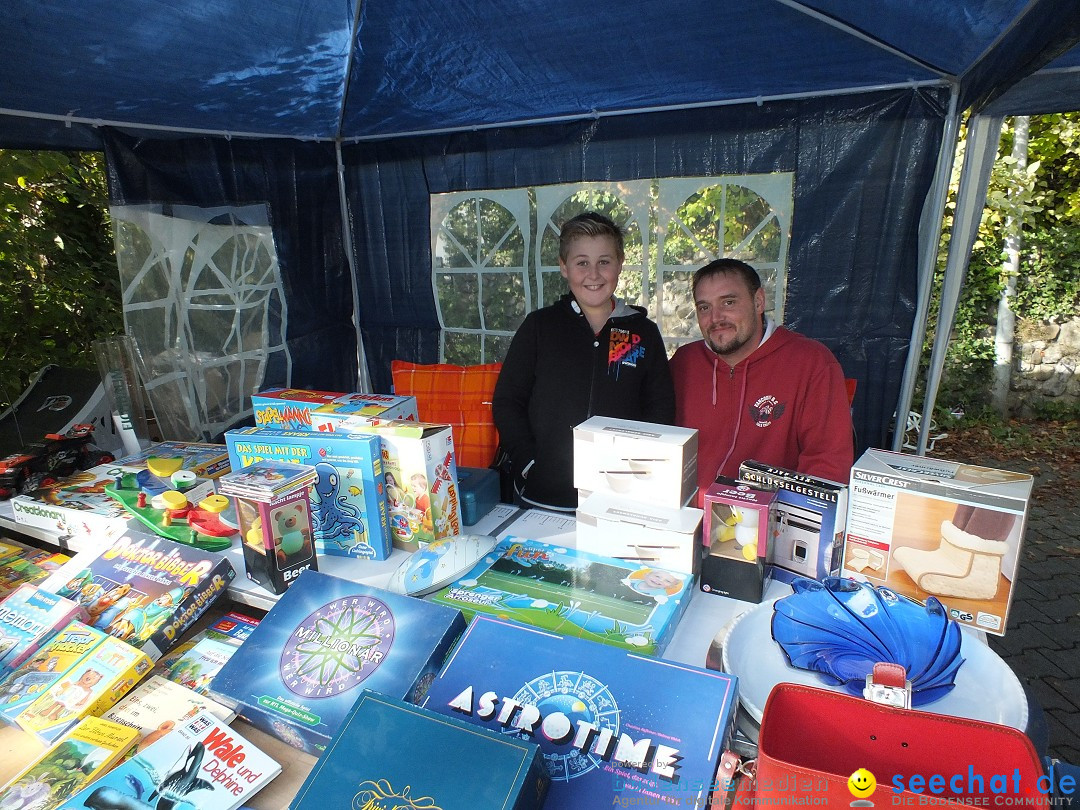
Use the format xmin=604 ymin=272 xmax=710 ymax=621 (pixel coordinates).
xmin=694 ymin=271 xmax=765 ymax=363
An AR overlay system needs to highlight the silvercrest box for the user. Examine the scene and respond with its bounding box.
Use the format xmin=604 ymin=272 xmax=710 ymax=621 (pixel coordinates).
xmin=842 ymin=448 xmax=1033 ymax=636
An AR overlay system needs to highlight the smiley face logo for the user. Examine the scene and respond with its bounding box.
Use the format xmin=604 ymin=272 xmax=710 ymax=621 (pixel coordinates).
xmin=848 ymin=768 xmax=877 ymax=799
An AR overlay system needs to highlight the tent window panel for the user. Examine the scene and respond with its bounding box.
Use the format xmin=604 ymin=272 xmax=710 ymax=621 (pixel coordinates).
xmin=430 ymin=174 xmax=791 ymax=362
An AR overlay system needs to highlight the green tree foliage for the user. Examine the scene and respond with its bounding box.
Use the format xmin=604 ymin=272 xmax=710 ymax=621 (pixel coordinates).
xmin=0 ymin=150 xmax=120 ymax=409
xmin=932 ymin=112 xmax=1080 ymax=416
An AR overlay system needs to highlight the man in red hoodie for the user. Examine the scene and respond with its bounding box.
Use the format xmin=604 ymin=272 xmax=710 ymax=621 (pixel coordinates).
xmin=670 ymin=259 xmax=854 ymax=505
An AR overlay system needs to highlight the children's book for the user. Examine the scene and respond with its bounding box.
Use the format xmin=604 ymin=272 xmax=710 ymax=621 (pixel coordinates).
xmin=103 ymin=675 xmax=236 ymax=750
xmin=0 ymin=716 xmax=140 ymax=810
xmin=158 ymin=637 xmax=236 ymax=696
xmin=41 ymin=534 xmax=235 ymax=660
xmin=16 ymin=635 xmax=153 ymax=743
xmin=430 ymin=536 xmax=694 ymax=656
xmin=54 ymin=710 xmax=281 ymax=810
xmin=291 ymin=690 xmax=548 ymax=810
xmin=150 ymin=611 xmax=259 ymax=681
xmin=0 ymin=620 xmax=108 ymax=724
xmin=0 ymin=584 xmax=86 ymax=672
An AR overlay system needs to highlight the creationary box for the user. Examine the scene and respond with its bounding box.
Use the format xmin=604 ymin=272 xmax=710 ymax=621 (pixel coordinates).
xmin=291 ymin=690 xmax=549 ymax=810
xmin=573 ymin=416 xmax=698 ymax=508
xmin=224 ymin=426 xmax=391 ymax=559
xmin=430 ymin=537 xmax=693 ymax=656
xmin=701 ymin=477 xmax=777 ymax=603
xmin=575 ymin=490 xmax=703 ymax=575
xmin=843 ymin=448 xmax=1033 ymax=636
xmin=421 ymin=616 xmax=739 ymax=810
xmin=209 ymin=570 xmax=466 ymax=754
xmin=738 ymin=460 xmax=847 ymax=584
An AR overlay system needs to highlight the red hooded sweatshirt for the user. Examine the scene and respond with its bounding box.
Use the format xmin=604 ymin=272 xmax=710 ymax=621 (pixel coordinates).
xmin=670 ymin=324 xmax=854 ymax=505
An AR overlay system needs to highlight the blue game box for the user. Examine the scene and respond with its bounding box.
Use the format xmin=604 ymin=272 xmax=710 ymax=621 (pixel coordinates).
xmin=430 ymin=537 xmax=694 ymax=656
xmin=291 ymin=690 xmax=548 ymax=810
xmin=224 ymin=426 xmax=391 ymax=560
xmin=421 ymin=616 xmax=739 ymax=809
xmin=209 ymin=570 xmax=466 ymax=754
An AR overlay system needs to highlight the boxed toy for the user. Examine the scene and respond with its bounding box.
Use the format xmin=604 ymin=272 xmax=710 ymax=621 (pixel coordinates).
xmin=843 ymin=448 xmax=1033 ymax=636
xmin=292 ymin=690 xmax=548 ymax=810
xmin=16 ymin=634 xmax=152 ymax=743
xmin=209 ymin=569 xmax=466 ymax=754
xmin=0 ymin=585 xmax=86 ymax=672
xmin=42 ymin=534 xmax=235 ymax=659
xmin=575 ymin=490 xmax=703 ymax=574
xmin=220 ymin=461 xmax=319 ymax=594
xmin=0 ymin=716 xmax=140 ymax=810
xmin=430 ymin=537 xmax=693 ymax=656
xmin=0 ymin=620 xmax=108 ymax=724
xmin=53 ymin=709 xmax=280 ymax=810
xmin=422 ymin=616 xmax=739 ymax=810
xmin=573 ymin=415 xmax=698 ymax=508
xmin=345 ymin=419 xmax=460 ymax=549
xmin=738 ymin=460 xmax=848 ymax=584
xmin=252 ymin=387 xmax=418 ymax=430
xmin=701 ymin=477 xmax=776 ymax=602
xmin=10 ymin=462 xmax=135 ymax=542
xmin=113 ymin=440 xmax=232 ymax=479
xmin=224 ymin=426 xmax=391 ymax=559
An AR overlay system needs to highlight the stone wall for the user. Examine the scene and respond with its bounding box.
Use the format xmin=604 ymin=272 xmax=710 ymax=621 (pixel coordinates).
xmin=1014 ymin=317 xmax=1080 ymax=416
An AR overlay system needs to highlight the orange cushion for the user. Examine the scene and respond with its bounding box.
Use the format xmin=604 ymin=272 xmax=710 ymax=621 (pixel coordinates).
xmin=390 ymin=361 xmax=502 ymax=468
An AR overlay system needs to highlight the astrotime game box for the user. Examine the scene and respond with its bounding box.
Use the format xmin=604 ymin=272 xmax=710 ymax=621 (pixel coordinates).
xmin=421 ymin=616 xmax=738 ymax=809
xmin=209 ymin=570 xmax=466 ymax=754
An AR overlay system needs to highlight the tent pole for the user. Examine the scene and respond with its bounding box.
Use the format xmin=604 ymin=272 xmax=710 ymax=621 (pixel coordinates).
xmin=891 ymin=88 xmax=962 ymax=452
xmin=918 ymin=114 xmax=1004 ymax=452
xmin=336 ymin=140 xmax=372 ymax=393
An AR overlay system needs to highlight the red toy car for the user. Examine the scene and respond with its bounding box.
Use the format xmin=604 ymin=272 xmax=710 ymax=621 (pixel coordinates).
xmin=0 ymin=424 xmax=114 ymax=499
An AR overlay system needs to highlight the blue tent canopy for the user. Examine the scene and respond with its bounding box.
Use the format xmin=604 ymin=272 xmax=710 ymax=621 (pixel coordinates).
xmin=2 ymin=1 xmax=1079 ymax=449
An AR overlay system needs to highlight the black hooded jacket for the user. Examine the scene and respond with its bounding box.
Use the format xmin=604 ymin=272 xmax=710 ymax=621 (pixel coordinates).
xmin=493 ymin=294 xmax=676 ymax=510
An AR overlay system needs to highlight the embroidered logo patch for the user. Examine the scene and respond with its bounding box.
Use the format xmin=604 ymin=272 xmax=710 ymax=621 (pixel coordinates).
xmin=749 ymin=395 xmax=786 ymax=427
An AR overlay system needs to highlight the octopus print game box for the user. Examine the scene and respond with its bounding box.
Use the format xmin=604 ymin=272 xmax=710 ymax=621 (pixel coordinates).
xmin=223 ymin=427 xmax=391 ymax=560
xmin=421 ymin=616 xmax=739 ymax=809
xmin=209 ymin=570 xmax=466 ymax=754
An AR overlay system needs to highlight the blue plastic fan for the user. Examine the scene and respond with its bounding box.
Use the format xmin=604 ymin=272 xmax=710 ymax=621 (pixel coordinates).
xmin=771 ymin=577 xmax=965 ymax=705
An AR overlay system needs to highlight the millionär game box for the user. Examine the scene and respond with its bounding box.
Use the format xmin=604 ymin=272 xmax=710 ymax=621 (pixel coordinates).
xmin=421 ymin=616 xmax=739 ymax=809
xmin=209 ymin=570 xmax=466 ymax=754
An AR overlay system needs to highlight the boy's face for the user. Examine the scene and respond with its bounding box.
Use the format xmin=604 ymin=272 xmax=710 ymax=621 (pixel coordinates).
xmin=559 ymin=235 xmax=623 ymax=312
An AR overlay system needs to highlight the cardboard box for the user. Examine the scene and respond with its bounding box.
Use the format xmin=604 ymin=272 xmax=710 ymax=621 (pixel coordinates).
xmin=738 ymin=460 xmax=848 ymax=584
xmin=224 ymin=426 xmax=391 ymax=559
xmin=209 ymin=570 xmax=466 ymax=754
xmin=344 ymin=419 xmax=460 ymax=549
xmin=421 ymin=616 xmax=739 ymax=810
xmin=573 ymin=416 xmax=698 ymax=508
xmin=252 ymin=387 xmax=418 ymax=431
xmin=701 ymin=477 xmax=776 ymax=602
xmin=0 ymin=585 xmax=86 ymax=672
xmin=113 ymin=440 xmax=231 ymax=479
xmin=843 ymin=448 xmax=1033 ymax=636
xmin=291 ymin=691 xmax=549 ymax=810
xmin=430 ymin=537 xmax=693 ymax=656
xmin=575 ymin=490 xmax=703 ymax=574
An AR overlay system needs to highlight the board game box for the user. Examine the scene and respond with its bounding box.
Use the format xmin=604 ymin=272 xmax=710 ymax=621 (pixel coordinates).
xmin=0 ymin=584 xmax=86 ymax=672
xmin=0 ymin=620 xmax=108 ymax=724
xmin=42 ymin=534 xmax=235 ymax=660
xmin=430 ymin=537 xmax=694 ymax=656
xmin=0 ymin=716 xmax=140 ymax=810
xmin=54 ymin=709 xmax=281 ymax=810
xmin=113 ymin=440 xmax=232 ymax=479
xmin=421 ymin=616 xmax=739 ymax=809
xmin=224 ymin=426 xmax=391 ymax=560
xmin=292 ymin=690 xmax=548 ymax=810
xmin=209 ymin=569 xmax=466 ymax=754
xmin=252 ymin=388 xmax=418 ymax=430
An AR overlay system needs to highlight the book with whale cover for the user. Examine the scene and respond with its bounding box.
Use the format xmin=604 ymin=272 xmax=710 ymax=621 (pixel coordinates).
xmin=54 ymin=709 xmax=280 ymax=810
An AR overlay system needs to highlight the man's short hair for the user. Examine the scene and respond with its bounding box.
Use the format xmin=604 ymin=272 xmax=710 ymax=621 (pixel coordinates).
xmin=559 ymin=212 xmax=625 ymax=262
xmin=692 ymin=258 xmax=761 ymax=298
